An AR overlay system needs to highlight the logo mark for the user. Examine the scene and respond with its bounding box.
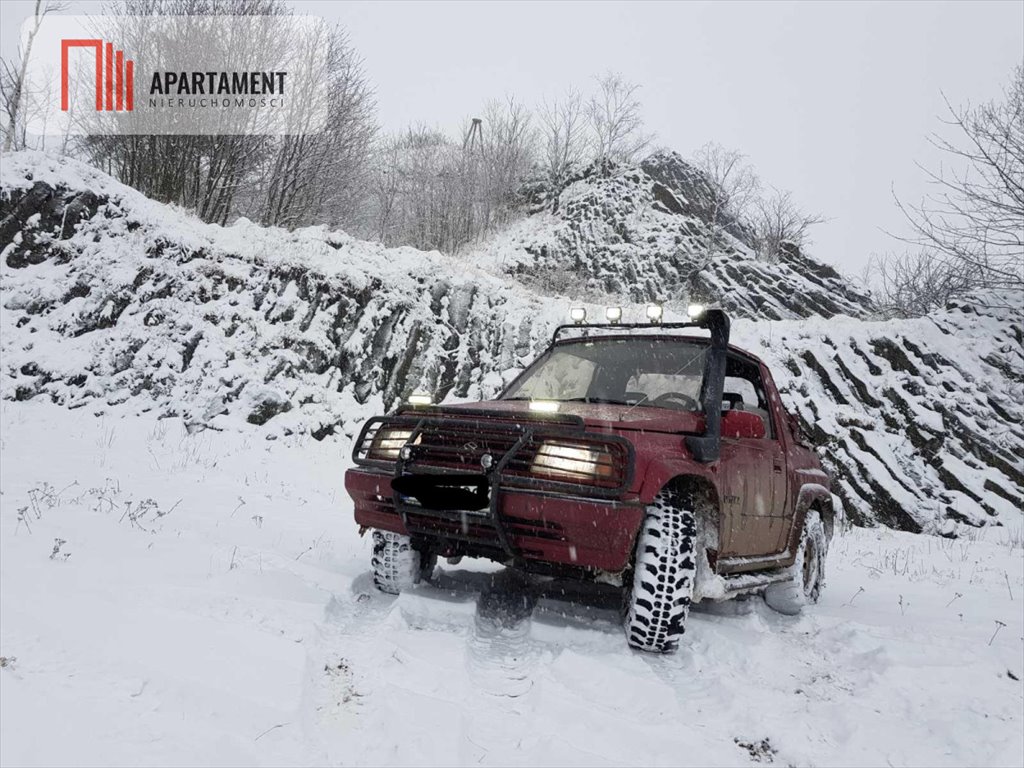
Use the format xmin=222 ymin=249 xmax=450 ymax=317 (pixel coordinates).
xmin=61 ymin=39 xmax=134 ymax=111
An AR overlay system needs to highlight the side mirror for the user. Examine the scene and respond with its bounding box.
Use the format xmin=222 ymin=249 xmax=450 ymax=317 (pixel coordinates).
xmin=721 ymin=409 xmax=766 ymax=439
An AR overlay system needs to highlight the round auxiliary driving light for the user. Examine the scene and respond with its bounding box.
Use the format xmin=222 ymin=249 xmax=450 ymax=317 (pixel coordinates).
xmin=605 ymin=306 xmax=622 ymax=323
xmin=480 ymin=453 xmax=494 ymax=470
xmin=646 ymin=304 xmax=663 ymax=323
xmin=399 ymin=445 xmax=413 ymax=461
xmin=570 ymin=307 xmax=587 ymax=324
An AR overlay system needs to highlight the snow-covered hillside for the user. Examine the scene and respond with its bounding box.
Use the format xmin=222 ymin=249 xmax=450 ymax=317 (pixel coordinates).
xmin=1 ymin=151 xmax=1022 ymax=536
xmin=1 ymin=404 xmax=1021 ymax=767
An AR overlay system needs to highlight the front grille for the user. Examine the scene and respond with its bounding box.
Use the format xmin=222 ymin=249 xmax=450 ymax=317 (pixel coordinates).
xmin=352 ymin=407 xmax=633 ymax=496
xmin=411 ymin=420 xmax=524 ymax=470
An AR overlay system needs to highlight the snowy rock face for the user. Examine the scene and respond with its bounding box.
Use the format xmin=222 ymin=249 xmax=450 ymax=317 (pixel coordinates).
xmin=639 ymin=150 xmax=755 ymax=245
xmin=729 ymin=301 xmax=1024 ymax=533
xmin=0 ymin=153 xmax=562 ymax=441
xmin=1 ymin=152 xmax=1021 ymax=535
xmin=473 ymin=151 xmax=874 ymax=319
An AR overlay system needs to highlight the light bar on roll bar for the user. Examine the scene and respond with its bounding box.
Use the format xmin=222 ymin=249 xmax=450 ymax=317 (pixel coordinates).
xmin=550 ymin=308 xmax=729 ymax=345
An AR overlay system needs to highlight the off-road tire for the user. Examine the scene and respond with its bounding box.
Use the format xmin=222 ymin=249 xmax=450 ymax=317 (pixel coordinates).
xmin=371 ymin=530 xmax=436 ymax=595
xmin=624 ymin=489 xmax=698 ymax=653
xmin=764 ymin=510 xmax=827 ymax=615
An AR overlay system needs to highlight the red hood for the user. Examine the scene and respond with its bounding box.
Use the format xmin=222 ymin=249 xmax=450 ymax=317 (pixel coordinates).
xmin=447 ymin=399 xmax=705 ymax=435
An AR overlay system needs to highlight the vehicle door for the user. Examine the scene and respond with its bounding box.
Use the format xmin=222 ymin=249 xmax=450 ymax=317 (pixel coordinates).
xmin=717 ymin=354 xmax=789 ymax=558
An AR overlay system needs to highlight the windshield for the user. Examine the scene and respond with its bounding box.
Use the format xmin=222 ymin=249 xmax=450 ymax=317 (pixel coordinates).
xmin=502 ymin=338 xmax=707 ymax=411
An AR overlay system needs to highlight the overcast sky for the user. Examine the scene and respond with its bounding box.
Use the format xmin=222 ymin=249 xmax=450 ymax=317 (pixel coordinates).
xmin=3 ymin=0 xmax=1021 ymax=276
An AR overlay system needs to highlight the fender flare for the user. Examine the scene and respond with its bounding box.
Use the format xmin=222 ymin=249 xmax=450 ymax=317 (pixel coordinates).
xmin=638 ymin=461 xmax=722 ymax=554
xmin=789 ymin=482 xmax=836 ymax=552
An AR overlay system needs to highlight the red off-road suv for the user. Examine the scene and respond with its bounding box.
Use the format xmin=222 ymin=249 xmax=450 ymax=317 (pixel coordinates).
xmin=345 ymin=309 xmax=836 ymax=652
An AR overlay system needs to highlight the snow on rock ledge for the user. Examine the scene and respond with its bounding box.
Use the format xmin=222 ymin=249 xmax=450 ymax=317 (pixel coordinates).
xmin=1 ymin=152 xmax=1021 ymax=536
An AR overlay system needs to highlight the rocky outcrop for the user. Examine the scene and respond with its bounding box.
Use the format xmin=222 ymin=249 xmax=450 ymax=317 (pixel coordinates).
xmin=473 ymin=154 xmax=874 ymax=318
xmin=640 ymin=150 xmax=755 ymax=245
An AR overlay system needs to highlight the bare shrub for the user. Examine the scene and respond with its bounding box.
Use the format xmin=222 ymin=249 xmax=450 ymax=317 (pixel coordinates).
xmin=863 ymin=251 xmax=974 ymax=317
xmin=750 ymin=188 xmax=825 ymax=262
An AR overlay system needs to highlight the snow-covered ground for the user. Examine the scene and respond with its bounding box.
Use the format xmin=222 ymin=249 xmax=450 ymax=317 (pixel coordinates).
xmin=1 ymin=403 xmax=1022 ymax=767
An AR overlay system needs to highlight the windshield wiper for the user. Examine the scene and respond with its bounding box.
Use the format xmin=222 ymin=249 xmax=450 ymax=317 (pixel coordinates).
xmin=561 ymin=397 xmax=633 ymax=406
xmin=503 ymin=396 xmax=638 ymax=406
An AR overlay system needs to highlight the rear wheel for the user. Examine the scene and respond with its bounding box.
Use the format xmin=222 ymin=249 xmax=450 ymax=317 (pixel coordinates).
xmin=371 ymin=530 xmax=436 ymax=595
xmin=764 ymin=510 xmax=827 ymax=615
xmin=624 ymin=489 xmax=698 ymax=653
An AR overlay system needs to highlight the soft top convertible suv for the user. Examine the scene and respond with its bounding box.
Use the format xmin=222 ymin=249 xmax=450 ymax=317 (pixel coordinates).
xmin=345 ymin=307 xmax=836 ymax=652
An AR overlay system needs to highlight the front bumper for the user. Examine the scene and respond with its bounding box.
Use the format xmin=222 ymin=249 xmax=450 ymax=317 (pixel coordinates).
xmin=345 ymin=468 xmax=644 ymax=572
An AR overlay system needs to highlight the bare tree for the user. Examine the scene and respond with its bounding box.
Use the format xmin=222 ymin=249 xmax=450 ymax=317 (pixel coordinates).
xmin=893 ymin=65 xmax=1024 ymax=288
xmin=369 ymin=135 xmax=403 ymax=243
xmin=257 ymin=27 xmax=376 ymax=229
xmin=1 ymin=0 xmax=68 ymax=152
xmin=750 ymin=188 xmax=825 ymax=262
xmin=587 ymin=72 xmax=652 ymax=163
xmin=690 ymin=142 xmax=761 ymax=260
xmin=372 ymin=125 xmax=464 ymax=252
xmin=81 ymin=0 xmax=375 ymax=229
xmin=539 ymin=88 xmax=587 ymax=202
xmin=690 ymin=142 xmax=761 ymax=221
xmin=83 ymin=0 xmax=286 ymax=221
xmin=367 ymin=97 xmax=538 ymax=254
xmin=480 ymin=96 xmax=535 ymax=230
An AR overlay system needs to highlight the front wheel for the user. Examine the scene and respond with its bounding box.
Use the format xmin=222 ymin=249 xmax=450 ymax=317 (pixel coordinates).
xmin=764 ymin=510 xmax=827 ymax=615
xmin=624 ymin=489 xmax=698 ymax=653
xmin=370 ymin=530 xmax=436 ymax=595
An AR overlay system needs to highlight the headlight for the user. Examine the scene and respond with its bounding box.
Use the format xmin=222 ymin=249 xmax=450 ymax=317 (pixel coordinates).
xmin=530 ymin=441 xmax=614 ymax=482
xmin=367 ymin=427 xmax=415 ymax=460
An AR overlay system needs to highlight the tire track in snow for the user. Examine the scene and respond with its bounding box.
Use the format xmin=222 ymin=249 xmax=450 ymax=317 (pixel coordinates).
xmin=459 ymin=569 xmax=542 ymax=764
xmin=465 ymin=570 xmax=539 ymax=699
xmin=309 ymin=567 xmax=545 ymax=764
